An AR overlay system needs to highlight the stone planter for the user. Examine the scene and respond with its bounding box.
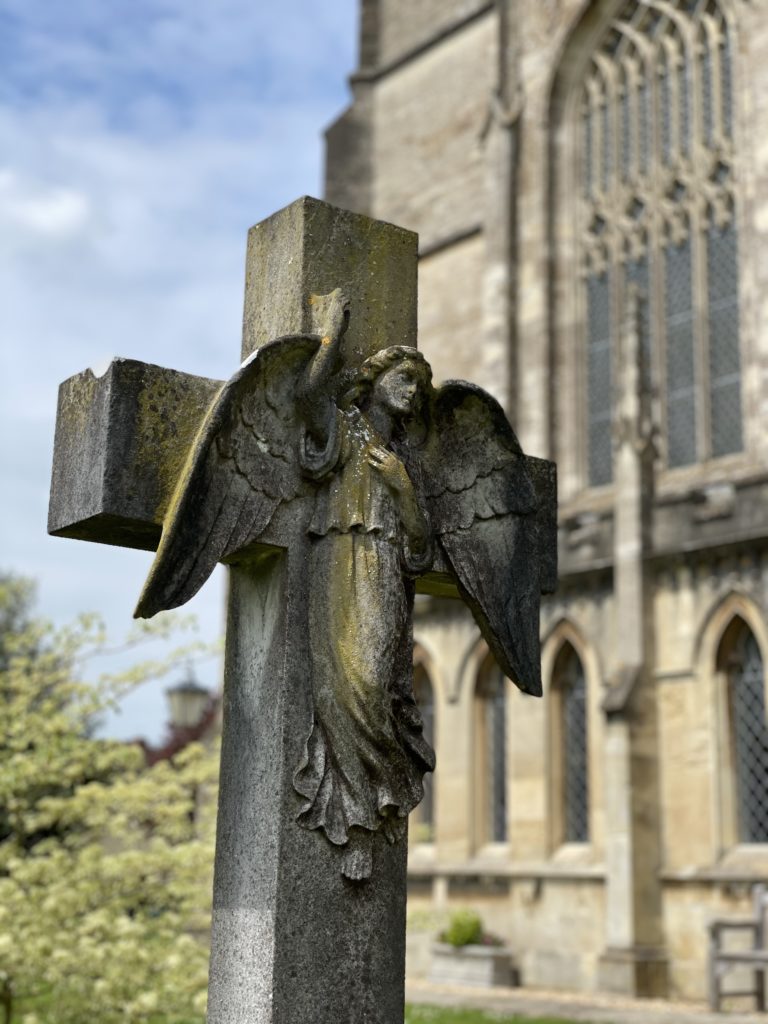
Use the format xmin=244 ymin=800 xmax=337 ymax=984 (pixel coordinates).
xmin=429 ymin=942 xmax=518 ymax=988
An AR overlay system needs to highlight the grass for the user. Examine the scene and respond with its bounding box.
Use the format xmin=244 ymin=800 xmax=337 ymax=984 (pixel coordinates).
xmin=12 ymin=993 xmax=203 ymax=1024
xmin=405 ymin=1008 xmax=595 ymax=1024
xmin=13 ymin=995 xmax=591 ymax=1024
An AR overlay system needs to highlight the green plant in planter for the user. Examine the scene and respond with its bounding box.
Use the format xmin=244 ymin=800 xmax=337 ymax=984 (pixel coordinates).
xmin=438 ymin=909 xmax=503 ymax=948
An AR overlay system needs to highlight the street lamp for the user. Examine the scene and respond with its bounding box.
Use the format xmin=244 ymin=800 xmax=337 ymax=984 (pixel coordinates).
xmin=166 ymin=668 xmax=211 ymax=730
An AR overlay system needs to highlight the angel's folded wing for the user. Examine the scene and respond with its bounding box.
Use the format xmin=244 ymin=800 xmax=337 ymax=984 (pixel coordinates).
xmin=422 ymin=382 xmax=557 ymax=697
xmin=134 ymin=334 xmax=320 ymax=618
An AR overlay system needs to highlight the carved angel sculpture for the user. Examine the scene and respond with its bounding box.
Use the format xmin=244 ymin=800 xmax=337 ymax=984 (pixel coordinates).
xmin=135 ymin=289 xmax=555 ymax=880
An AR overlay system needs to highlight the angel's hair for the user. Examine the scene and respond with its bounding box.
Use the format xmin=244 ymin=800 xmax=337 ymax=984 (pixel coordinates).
xmin=346 ymin=346 xmax=432 ymax=410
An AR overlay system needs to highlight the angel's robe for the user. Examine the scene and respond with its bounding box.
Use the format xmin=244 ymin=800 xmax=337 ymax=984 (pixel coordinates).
xmin=293 ymin=404 xmax=436 ymax=847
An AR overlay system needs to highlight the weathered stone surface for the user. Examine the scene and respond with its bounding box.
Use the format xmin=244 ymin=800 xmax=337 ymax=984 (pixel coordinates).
xmin=429 ymin=943 xmax=517 ymax=988
xmin=241 ymin=195 xmax=417 ymax=364
xmin=48 ymin=358 xmax=221 ymax=551
xmin=208 ymin=555 xmax=409 ymax=1023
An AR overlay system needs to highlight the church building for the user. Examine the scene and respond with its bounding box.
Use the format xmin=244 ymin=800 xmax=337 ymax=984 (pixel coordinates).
xmin=324 ymin=0 xmax=768 ymax=1003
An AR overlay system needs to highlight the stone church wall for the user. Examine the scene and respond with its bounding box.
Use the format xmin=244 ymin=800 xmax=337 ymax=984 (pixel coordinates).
xmin=326 ymin=0 xmax=768 ymax=1004
xmin=374 ymin=0 xmax=493 ymax=70
xmin=371 ymin=14 xmax=495 ymax=249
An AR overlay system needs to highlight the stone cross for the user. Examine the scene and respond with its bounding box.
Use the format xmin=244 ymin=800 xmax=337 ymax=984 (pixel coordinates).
xmin=49 ymin=196 xmax=556 ymax=1023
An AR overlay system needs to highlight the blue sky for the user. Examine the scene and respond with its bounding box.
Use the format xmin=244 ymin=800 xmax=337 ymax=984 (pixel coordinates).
xmin=0 ymin=0 xmax=358 ymax=742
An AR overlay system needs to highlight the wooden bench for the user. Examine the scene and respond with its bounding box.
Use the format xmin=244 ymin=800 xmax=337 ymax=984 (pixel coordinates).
xmin=708 ymin=884 xmax=768 ymax=1012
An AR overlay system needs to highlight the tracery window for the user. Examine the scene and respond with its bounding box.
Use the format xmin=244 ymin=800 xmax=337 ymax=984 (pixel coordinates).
xmin=578 ymin=0 xmax=742 ymax=486
xmin=412 ymin=664 xmax=435 ymax=842
xmin=551 ymin=643 xmax=590 ymax=844
xmin=725 ymin=626 xmax=768 ymax=844
xmin=475 ymin=667 xmax=507 ymax=844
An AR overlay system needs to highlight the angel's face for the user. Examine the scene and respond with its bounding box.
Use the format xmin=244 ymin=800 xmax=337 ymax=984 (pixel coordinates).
xmin=373 ymin=361 xmax=424 ymax=417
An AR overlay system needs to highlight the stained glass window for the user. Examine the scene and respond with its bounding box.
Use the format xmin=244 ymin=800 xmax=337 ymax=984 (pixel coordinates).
xmin=477 ymin=671 xmax=507 ymax=843
xmin=701 ymin=43 xmax=714 ymax=144
xmin=602 ymin=99 xmax=613 ymax=190
xmin=621 ymin=82 xmax=632 ymax=178
xmin=708 ymin=221 xmax=743 ymax=456
xmin=587 ymin=273 xmax=613 ymax=486
xmin=729 ymin=631 xmax=768 ymax=843
xmin=721 ymin=32 xmax=733 ymax=138
xmin=555 ymin=647 xmax=590 ymax=843
xmin=665 ymin=238 xmax=697 ymax=467
xmin=413 ymin=666 xmax=435 ymax=841
xmin=678 ymin=58 xmax=691 ymax=155
xmin=627 ymin=255 xmax=652 ymax=389
xmin=638 ymin=77 xmax=651 ymax=175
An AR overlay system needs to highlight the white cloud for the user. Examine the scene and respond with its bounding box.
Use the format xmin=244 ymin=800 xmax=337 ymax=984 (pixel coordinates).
xmin=0 ymin=169 xmax=91 ymax=236
xmin=0 ymin=0 xmax=358 ymax=742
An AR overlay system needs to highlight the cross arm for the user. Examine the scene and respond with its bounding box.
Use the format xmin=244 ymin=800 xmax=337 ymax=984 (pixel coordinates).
xmin=48 ymin=357 xmax=222 ymax=551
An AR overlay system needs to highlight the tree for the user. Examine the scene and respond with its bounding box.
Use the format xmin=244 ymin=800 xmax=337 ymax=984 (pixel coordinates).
xmin=0 ymin=576 xmax=219 ymax=1024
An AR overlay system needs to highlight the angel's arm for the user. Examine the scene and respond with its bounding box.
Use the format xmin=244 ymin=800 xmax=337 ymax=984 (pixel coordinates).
xmin=298 ymin=290 xmax=350 ymax=446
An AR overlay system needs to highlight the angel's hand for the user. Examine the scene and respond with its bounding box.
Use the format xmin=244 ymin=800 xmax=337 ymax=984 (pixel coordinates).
xmin=322 ymin=289 xmax=351 ymax=343
xmin=367 ymin=444 xmax=412 ymax=496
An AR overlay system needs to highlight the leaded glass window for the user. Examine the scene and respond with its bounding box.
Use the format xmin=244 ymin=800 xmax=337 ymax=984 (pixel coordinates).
xmin=476 ymin=670 xmax=507 ymax=844
xmin=627 ymin=254 xmax=652 ymax=389
xmin=413 ymin=665 xmax=435 ymax=841
xmin=621 ymin=80 xmax=632 ymax=180
xmin=701 ymin=39 xmax=714 ymax=144
xmin=577 ymin=0 xmax=742 ymax=486
xmin=721 ymin=32 xmax=733 ymax=138
xmin=665 ymin=236 xmax=697 ymax=467
xmin=554 ymin=646 xmax=590 ymax=844
xmin=601 ymin=98 xmax=613 ymax=190
xmin=587 ymin=272 xmax=613 ymax=486
xmin=708 ymin=220 xmax=742 ymax=456
xmin=679 ymin=56 xmax=691 ymax=156
xmin=638 ymin=78 xmax=651 ymax=174
xmin=729 ymin=631 xmax=768 ymax=843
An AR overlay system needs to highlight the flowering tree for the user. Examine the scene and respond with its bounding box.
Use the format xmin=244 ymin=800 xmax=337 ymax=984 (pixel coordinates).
xmin=0 ymin=576 xmax=219 ymax=1024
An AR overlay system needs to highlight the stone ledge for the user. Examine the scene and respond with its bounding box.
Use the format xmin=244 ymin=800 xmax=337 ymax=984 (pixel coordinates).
xmin=558 ymin=471 xmax=768 ymax=579
xmin=407 ymin=860 xmax=606 ymax=882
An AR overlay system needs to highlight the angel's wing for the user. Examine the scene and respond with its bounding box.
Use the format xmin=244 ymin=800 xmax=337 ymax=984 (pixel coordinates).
xmin=421 ymin=382 xmax=557 ymax=697
xmin=134 ymin=334 xmax=321 ymax=619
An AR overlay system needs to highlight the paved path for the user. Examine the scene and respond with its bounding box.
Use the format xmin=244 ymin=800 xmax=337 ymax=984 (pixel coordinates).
xmin=406 ymin=979 xmax=765 ymax=1024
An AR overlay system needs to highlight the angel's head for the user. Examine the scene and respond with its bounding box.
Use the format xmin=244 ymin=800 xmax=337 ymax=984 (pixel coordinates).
xmin=349 ymin=346 xmax=432 ymax=421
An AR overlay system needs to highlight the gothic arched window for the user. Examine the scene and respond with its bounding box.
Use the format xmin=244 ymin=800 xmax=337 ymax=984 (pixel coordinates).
xmin=722 ymin=625 xmax=768 ymax=844
xmin=475 ymin=666 xmax=507 ymax=844
xmin=412 ymin=664 xmax=435 ymax=842
xmin=578 ymin=0 xmax=742 ymax=486
xmin=551 ymin=643 xmax=590 ymax=844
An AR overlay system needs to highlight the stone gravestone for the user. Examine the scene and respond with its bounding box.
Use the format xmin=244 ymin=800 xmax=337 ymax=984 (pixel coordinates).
xmin=49 ymin=196 xmax=557 ymax=1024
